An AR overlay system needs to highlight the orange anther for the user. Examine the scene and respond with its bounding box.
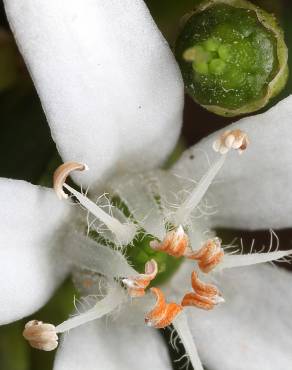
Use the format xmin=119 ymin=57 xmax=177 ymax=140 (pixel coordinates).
xmin=150 ymin=225 xmax=189 ymax=258
xmin=123 ymin=259 xmax=158 ymax=297
xmin=145 ymin=288 xmax=183 ymax=329
xmin=181 ymin=272 xmax=224 ymax=310
xmin=185 ymin=237 xmax=224 ymax=273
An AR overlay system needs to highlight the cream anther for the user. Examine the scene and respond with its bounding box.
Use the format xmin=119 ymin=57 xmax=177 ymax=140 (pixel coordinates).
xmin=53 ymin=161 xmax=88 ymax=200
xmin=23 ymin=320 xmax=58 ymax=351
xmin=213 ymin=129 xmax=249 ymax=154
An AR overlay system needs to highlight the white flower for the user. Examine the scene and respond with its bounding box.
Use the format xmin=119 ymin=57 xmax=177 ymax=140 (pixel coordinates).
xmin=2 ymin=1 xmax=292 ymax=370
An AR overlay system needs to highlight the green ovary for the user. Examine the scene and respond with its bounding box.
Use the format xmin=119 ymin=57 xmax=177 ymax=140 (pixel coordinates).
xmin=125 ymin=232 xmax=183 ymax=287
xmin=176 ymin=2 xmax=287 ymax=114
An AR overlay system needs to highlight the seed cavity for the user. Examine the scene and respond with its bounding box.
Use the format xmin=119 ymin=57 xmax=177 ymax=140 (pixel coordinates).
xmin=23 ymin=320 xmax=58 ymax=351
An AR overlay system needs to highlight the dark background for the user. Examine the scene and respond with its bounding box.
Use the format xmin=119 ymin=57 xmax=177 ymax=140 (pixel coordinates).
xmin=0 ymin=1 xmax=291 ymax=369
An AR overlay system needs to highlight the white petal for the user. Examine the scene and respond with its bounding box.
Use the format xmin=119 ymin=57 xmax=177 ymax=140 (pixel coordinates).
xmin=4 ymin=0 xmax=183 ymax=187
xmin=172 ymin=96 xmax=292 ymax=229
xmin=187 ymin=264 xmax=292 ymax=370
xmin=54 ymin=319 xmax=171 ymax=370
xmin=0 ymin=178 xmax=70 ymax=324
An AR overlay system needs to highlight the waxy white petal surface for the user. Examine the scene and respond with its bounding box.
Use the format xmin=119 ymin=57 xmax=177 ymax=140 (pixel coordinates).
xmin=0 ymin=179 xmax=70 ymax=324
xmin=4 ymin=0 xmax=184 ymax=187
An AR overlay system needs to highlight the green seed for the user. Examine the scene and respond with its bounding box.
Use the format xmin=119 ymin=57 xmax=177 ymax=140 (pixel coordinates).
xmin=218 ymin=44 xmax=232 ymax=62
xmin=175 ymin=0 xmax=288 ymax=116
xmin=193 ymin=61 xmax=209 ymax=74
xmin=203 ymin=38 xmax=221 ymax=52
xmin=209 ymin=59 xmax=226 ymax=75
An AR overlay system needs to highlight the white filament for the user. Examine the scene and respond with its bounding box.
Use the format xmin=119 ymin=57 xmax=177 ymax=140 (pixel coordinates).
xmin=172 ymin=313 xmax=204 ymax=370
xmin=64 ymin=233 xmax=137 ymax=278
xmin=173 ymin=155 xmax=226 ymax=226
xmin=64 ymin=184 xmax=136 ymax=245
xmin=55 ymin=284 xmax=125 ymax=333
xmin=220 ymin=249 xmax=292 ymax=270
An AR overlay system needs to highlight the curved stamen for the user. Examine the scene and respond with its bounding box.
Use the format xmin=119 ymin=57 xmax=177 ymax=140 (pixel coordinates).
xmin=123 ymin=259 xmax=158 ymax=297
xmin=145 ymin=287 xmax=183 ymax=329
xmin=185 ymin=237 xmax=224 ymax=273
xmin=55 ymin=283 xmax=125 ymax=333
xmin=173 ymin=130 xmax=249 ymax=227
xmin=53 ymin=162 xmax=136 ymax=245
xmin=149 ymin=225 xmax=189 ymax=258
xmin=53 ymin=161 xmax=88 ymax=200
xmin=181 ymin=271 xmax=224 ymax=310
xmin=64 ymin=183 xmax=137 ymax=245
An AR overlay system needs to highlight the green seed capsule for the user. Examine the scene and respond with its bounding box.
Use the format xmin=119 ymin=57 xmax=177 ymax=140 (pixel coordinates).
xmin=175 ymin=0 xmax=288 ymax=117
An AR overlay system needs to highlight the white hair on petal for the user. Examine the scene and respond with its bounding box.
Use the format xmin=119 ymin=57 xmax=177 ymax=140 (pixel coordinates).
xmin=219 ymin=230 xmax=292 ymax=270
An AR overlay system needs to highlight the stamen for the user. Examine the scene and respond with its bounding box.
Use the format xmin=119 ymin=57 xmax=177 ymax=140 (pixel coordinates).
xmin=172 ymin=313 xmax=204 ymax=370
xmin=173 ymin=155 xmax=226 ymax=226
xmin=149 ymin=225 xmax=189 ymax=258
xmin=181 ymin=272 xmax=224 ymax=310
xmin=53 ymin=162 xmax=88 ymax=200
xmin=64 ymin=183 xmax=136 ymax=245
xmin=123 ymin=259 xmax=158 ymax=297
xmin=145 ymin=287 xmax=183 ymax=329
xmin=55 ymin=283 xmax=125 ymax=333
xmin=213 ymin=129 xmax=249 ymax=155
xmin=220 ymin=249 xmax=292 ymax=270
xmin=185 ymin=237 xmax=224 ymax=273
xmin=23 ymin=320 xmax=58 ymax=351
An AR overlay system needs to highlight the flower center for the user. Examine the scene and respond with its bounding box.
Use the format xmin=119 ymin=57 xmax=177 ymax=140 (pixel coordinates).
xmin=125 ymin=231 xmax=183 ymax=286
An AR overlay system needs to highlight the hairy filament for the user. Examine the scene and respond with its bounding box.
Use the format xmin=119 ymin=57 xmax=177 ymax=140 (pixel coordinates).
xmin=172 ymin=313 xmax=204 ymax=370
xmin=173 ymin=155 xmax=226 ymax=226
xmin=220 ymin=249 xmax=292 ymax=270
xmin=55 ymin=284 xmax=125 ymax=333
xmin=64 ymin=183 xmax=136 ymax=245
xmin=64 ymin=233 xmax=136 ymax=278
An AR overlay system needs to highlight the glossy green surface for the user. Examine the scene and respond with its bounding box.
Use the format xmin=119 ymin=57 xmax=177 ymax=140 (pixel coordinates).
xmin=176 ymin=3 xmax=279 ymax=111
